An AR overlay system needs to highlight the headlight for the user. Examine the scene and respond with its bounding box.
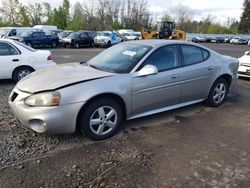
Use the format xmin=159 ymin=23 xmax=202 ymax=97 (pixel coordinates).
xmin=24 ymin=91 xmax=61 ymax=107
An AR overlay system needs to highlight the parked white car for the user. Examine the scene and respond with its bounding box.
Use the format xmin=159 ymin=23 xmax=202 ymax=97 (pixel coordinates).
xmin=122 ymin=32 xmax=140 ymax=40
xmin=94 ymin=31 xmax=122 ymax=47
xmin=0 ymin=39 xmax=56 ymax=82
xmin=230 ymin=37 xmax=244 ymax=44
xmin=238 ymin=51 xmax=250 ymax=78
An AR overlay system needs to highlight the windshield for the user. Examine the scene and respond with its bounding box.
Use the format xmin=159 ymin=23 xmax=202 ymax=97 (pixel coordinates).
xmin=123 ymin=33 xmax=131 ymax=36
xmin=67 ymin=32 xmax=80 ymax=38
xmin=20 ymin=31 xmax=32 ymax=37
xmin=87 ymin=43 xmax=152 ymax=73
xmin=0 ymin=29 xmax=9 ymax=36
xmin=98 ymin=32 xmax=111 ymax=37
xmin=14 ymin=41 xmax=36 ymax=52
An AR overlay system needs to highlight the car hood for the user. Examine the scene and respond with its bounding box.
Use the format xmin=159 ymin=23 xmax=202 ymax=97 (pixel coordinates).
xmin=17 ymin=63 xmax=115 ymax=93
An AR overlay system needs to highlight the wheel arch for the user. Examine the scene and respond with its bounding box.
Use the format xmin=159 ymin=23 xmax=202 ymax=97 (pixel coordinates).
xmin=214 ymin=74 xmax=232 ymax=87
xmin=12 ymin=65 xmax=35 ymax=79
xmin=76 ymin=93 xmax=127 ymax=131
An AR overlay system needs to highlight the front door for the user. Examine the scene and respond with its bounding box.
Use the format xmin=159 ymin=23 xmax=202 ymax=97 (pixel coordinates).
xmin=132 ymin=45 xmax=182 ymax=116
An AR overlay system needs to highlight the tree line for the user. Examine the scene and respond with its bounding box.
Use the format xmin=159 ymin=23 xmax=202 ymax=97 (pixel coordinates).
xmin=0 ymin=0 xmax=248 ymax=34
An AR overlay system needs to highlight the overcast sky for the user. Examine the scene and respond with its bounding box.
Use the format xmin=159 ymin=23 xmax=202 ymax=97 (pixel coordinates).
xmin=20 ymin=0 xmax=243 ymax=24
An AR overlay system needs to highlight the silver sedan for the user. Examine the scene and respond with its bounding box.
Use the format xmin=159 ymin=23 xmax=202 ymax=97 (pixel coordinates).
xmin=9 ymin=40 xmax=239 ymax=140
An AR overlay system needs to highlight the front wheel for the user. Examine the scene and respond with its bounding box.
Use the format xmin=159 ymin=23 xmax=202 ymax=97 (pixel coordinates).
xmin=107 ymin=41 xmax=112 ymax=47
xmin=74 ymin=42 xmax=80 ymax=48
xmin=206 ymin=78 xmax=229 ymax=107
xmin=78 ymin=98 xmax=123 ymax=140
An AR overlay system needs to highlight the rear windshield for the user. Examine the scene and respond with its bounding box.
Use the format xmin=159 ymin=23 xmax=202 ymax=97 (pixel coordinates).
xmin=14 ymin=41 xmax=36 ymax=52
xmin=20 ymin=31 xmax=32 ymax=37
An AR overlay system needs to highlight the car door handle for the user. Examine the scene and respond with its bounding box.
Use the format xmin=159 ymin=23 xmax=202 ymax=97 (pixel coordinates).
xmin=171 ymin=74 xmax=180 ymax=79
xmin=12 ymin=59 xmax=19 ymax=62
xmin=208 ymin=66 xmax=215 ymax=70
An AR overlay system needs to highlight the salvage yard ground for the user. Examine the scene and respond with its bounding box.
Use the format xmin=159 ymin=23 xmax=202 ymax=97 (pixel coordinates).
xmin=1 ymin=43 xmax=250 ymax=188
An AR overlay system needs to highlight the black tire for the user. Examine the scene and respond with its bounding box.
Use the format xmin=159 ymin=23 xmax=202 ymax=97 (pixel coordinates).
xmin=74 ymin=42 xmax=80 ymax=48
xmin=90 ymin=41 xmax=95 ymax=47
xmin=78 ymin=98 xmax=123 ymax=141
xmin=206 ymin=78 xmax=229 ymax=107
xmin=12 ymin=67 xmax=34 ymax=82
xmin=51 ymin=41 xmax=57 ymax=48
xmin=107 ymin=41 xmax=112 ymax=47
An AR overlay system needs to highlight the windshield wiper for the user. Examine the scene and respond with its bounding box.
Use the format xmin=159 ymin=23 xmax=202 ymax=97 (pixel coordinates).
xmin=88 ymin=64 xmax=103 ymax=71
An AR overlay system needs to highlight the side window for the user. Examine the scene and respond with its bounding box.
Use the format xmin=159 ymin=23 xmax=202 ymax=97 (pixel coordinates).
xmin=139 ymin=45 xmax=179 ymax=72
xmin=181 ymin=45 xmax=203 ymax=66
xmin=80 ymin=32 xmax=87 ymax=38
xmin=0 ymin=43 xmax=18 ymax=56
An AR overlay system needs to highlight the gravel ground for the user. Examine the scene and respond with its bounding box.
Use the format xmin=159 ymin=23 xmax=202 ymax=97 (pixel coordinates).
xmin=1 ymin=43 xmax=250 ymax=187
xmin=0 ymin=81 xmax=84 ymax=168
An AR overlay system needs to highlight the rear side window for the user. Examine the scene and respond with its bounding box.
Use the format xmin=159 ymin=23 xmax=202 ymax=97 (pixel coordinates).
xmin=202 ymin=49 xmax=210 ymax=60
xmin=181 ymin=45 xmax=205 ymax=66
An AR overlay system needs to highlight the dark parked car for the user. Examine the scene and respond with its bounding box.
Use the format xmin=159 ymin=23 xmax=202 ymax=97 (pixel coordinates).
xmin=211 ymin=37 xmax=225 ymax=43
xmin=62 ymin=31 xmax=96 ymax=48
xmin=18 ymin=31 xmax=59 ymax=48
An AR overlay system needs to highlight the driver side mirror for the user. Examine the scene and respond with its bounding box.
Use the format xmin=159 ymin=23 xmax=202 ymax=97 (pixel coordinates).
xmin=133 ymin=64 xmax=158 ymax=78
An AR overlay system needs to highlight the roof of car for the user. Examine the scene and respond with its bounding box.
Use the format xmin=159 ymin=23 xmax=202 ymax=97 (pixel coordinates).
xmin=124 ymin=39 xmax=194 ymax=48
xmin=0 ymin=38 xmax=14 ymax=43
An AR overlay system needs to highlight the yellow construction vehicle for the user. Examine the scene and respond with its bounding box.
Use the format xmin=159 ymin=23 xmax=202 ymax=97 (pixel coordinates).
xmin=141 ymin=21 xmax=186 ymax=40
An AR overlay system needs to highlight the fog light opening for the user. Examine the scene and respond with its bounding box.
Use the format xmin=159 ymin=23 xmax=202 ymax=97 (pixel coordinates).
xmin=29 ymin=119 xmax=47 ymax=133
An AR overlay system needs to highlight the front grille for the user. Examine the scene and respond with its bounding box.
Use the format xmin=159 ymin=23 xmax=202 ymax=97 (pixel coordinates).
xmin=11 ymin=92 xmax=18 ymax=102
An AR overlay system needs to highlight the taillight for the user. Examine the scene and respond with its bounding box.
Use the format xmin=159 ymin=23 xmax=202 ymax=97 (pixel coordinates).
xmin=47 ymin=55 xmax=53 ymax=61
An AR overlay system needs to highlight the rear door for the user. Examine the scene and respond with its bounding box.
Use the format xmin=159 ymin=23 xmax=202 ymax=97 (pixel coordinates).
xmin=132 ymin=45 xmax=182 ymax=115
xmin=0 ymin=42 xmax=21 ymax=79
xmin=179 ymin=45 xmax=218 ymax=102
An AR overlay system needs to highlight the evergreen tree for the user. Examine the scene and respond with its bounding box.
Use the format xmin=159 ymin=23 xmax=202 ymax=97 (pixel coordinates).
xmin=239 ymin=0 xmax=250 ymax=33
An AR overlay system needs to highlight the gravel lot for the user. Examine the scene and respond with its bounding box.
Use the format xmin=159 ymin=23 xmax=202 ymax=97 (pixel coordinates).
xmin=1 ymin=43 xmax=250 ymax=188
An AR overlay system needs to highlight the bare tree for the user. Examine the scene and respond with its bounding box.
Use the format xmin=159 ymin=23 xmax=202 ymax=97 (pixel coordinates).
xmin=171 ymin=5 xmax=194 ymax=30
xmin=0 ymin=0 xmax=22 ymax=25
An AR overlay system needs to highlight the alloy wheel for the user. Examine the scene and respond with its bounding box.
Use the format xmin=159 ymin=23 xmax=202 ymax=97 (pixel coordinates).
xmin=213 ymin=83 xmax=226 ymax=104
xmin=89 ymin=106 xmax=118 ymax=136
xmin=17 ymin=69 xmax=31 ymax=81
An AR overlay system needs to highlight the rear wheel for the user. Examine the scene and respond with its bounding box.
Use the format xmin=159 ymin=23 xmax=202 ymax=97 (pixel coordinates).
xmin=13 ymin=67 xmax=34 ymax=82
xmin=78 ymin=98 xmax=123 ymax=140
xmin=90 ymin=41 xmax=95 ymax=47
xmin=206 ymin=78 xmax=229 ymax=107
